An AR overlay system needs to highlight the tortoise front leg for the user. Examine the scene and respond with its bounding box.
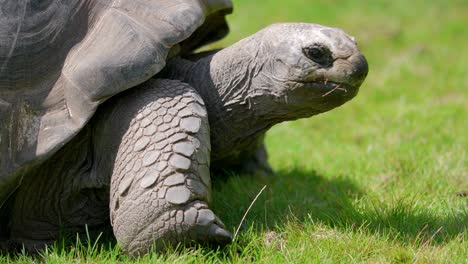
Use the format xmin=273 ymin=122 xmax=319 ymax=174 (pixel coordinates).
xmin=104 ymin=79 xmax=231 ymax=256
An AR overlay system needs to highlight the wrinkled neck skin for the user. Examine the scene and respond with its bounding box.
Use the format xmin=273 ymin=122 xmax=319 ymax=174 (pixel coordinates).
xmin=163 ymin=41 xmax=290 ymax=161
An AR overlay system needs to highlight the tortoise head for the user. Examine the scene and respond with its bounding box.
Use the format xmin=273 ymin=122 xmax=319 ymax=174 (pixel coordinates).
xmin=241 ymin=23 xmax=369 ymax=119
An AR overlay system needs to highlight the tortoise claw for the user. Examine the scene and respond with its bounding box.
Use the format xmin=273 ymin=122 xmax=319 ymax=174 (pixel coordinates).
xmin=207 ymin=223 xmax=233 ymax=245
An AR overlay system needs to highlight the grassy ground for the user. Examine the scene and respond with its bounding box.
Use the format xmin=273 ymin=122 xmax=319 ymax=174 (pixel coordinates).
xmin=2 ymin=0 xmax=467 ymax=263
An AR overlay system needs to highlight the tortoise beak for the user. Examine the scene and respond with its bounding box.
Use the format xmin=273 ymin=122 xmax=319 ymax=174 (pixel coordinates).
xmin=347 ymin=53 xmax=369 ymax=88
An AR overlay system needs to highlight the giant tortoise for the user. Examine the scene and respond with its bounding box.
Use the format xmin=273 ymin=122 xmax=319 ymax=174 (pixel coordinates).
xmin=0 ymin=0 xmax=368 ymax=255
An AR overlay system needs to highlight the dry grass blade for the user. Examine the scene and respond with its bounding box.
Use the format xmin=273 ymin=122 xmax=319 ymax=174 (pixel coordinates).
xmin=233 ymin=185 xmax=267 ymax=241
xmin=322 ymin=84 xmax=347 ymax=97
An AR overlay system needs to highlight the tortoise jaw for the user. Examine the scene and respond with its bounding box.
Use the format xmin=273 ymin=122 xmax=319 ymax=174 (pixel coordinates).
xmin=305 ymin=80 xmax=356 ymax=97
xmin=295 ymin=80 xmax=359 ymax=98
xmin=283 ymin=79 xmax=360 ymax=114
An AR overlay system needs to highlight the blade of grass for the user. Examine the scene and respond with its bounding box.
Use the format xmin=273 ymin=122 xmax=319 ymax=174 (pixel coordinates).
xmin=234 ymin=185 xmax=267 ymax=241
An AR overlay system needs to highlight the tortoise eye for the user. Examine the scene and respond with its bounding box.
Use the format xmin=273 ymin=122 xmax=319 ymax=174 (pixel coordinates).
xmin=303 ymin=44 xmax=332 ymax=66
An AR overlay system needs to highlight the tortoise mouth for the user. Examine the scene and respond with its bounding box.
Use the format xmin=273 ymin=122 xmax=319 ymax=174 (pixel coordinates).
xmin=296 ymin=80 xmax=357 ymax=98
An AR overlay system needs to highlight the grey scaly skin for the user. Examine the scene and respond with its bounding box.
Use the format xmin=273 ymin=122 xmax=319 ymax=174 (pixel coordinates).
xmin=6 ymin=23 xmax=367 ymax=256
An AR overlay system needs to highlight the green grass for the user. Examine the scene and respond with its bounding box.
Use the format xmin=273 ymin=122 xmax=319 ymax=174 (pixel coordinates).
xmin=2 ymin=0 xmax=467 ymax=263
